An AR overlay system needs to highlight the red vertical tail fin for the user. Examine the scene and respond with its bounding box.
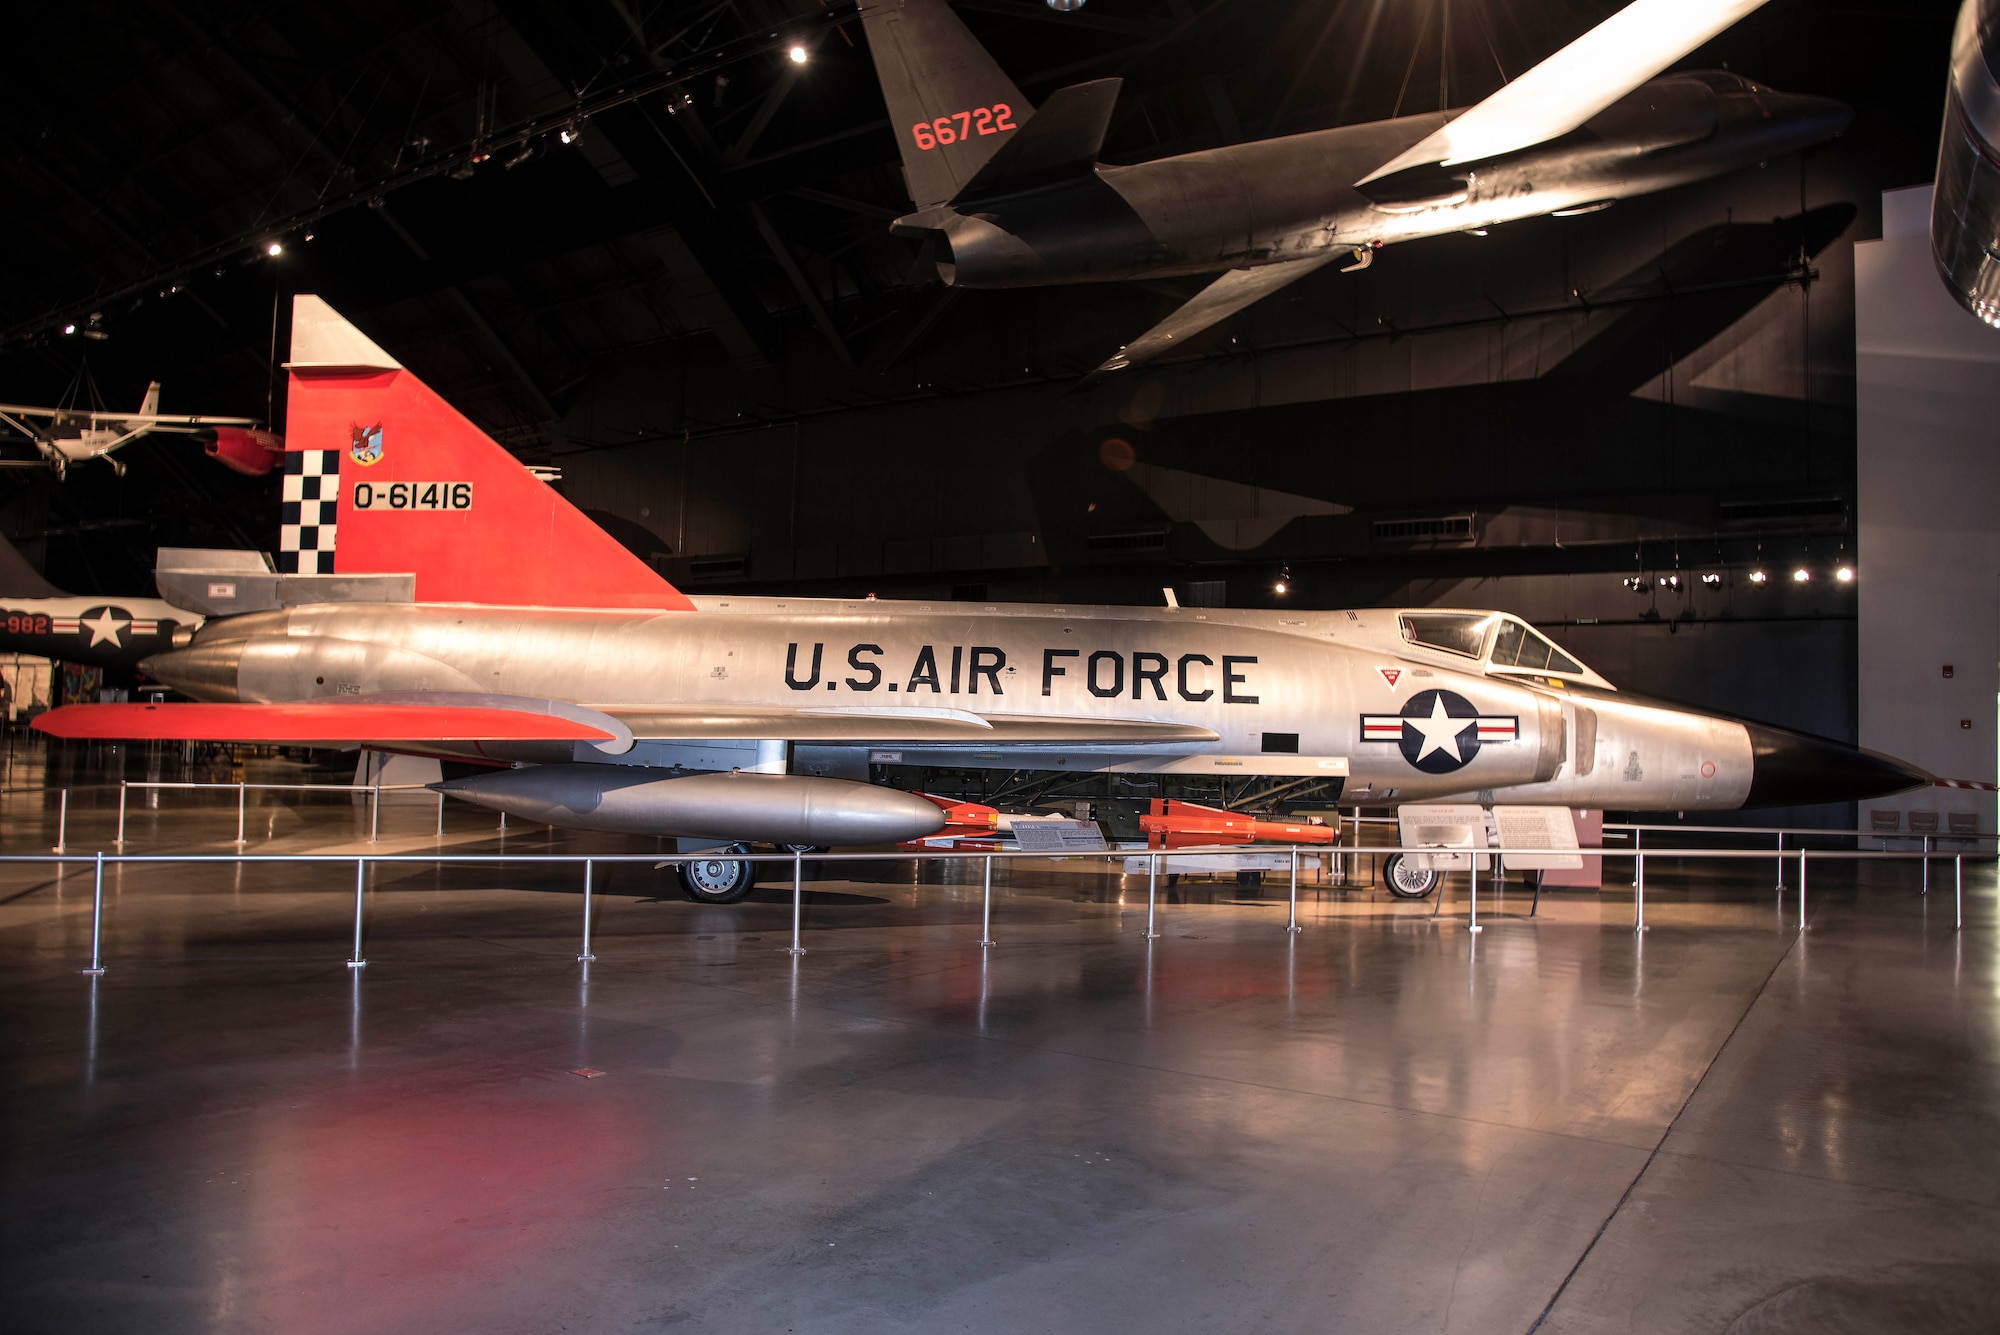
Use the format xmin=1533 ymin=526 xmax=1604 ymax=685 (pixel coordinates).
xmin=281 ymin=295 xmax=693 ymax=611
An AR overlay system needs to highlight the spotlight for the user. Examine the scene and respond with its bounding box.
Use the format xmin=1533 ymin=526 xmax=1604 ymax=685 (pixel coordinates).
xmin=266 ymin=241 xmax=283 ymax=257
xmin=1792 ymin=568 xmax=1810 ymax=583
xmin=1623 ymin=576 xmax=1650 ymax=592
xmin=62 ymin=323 xmax=75 ymax=335
xmin=1749 ymin=570 xmax=1768 ymax=583
xmin=1047 ymin=0 xmax=1086 ymax=9
xmin=1273 ymin=581 xmax=1287 ymax=595
xmin=559 ymin=122 xmax=583 ymax=144
xmin=1835 ymin=566 xmax=1854 ymax=582
xmin=1700 ymin=573 xmax=1721 ymax=585
xmin=1664 ymin=573 xmax=1681 ymax=589
xmin=789 ymin=44 xmax=808 ymax=63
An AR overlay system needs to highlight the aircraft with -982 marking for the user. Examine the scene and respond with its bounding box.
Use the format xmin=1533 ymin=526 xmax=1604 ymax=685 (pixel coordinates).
xmin=33 ymin=298 xmax=1924 ymax=903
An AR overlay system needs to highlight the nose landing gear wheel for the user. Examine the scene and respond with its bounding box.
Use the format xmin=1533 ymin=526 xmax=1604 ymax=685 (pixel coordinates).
xmin=678 ymin=844 xmax=757 ymax=904
xmin=1384 ymin=853 xmax=1441 ymax=899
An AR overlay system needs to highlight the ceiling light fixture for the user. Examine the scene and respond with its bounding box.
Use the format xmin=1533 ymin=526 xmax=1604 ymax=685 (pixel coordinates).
xmin=1792 ymin=567 xmax=1811 ymax=583
xmin=789 ymin=44 xmax=808 ymax=63
xmin=266 ymin=241 xmax=283 ymax=257
xmin=1749 ymin=570 xmax=1768 ymax=584
xmin=1835 ymin=566 xmax=1854 ymax=582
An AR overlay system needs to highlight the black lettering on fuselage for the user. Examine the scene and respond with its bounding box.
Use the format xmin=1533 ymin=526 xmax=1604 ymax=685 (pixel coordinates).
xmin=1223 ymin=655 xmax=1259 ymax=704
xmin=1131 ymin=651 xmax=1168 ymax=700
xmin=908 ymin=645 xmax=942 ymax=693
xmin=845 ymin=643 xmax=883 ymax=691
xmin=1177 ymin=653 xmax=1214 ymax=702
xmin=1087 ymin=650 xmax=1123 ymax=698
xmin=949 ymin=645 xmax=963 ymax=694
xmin=1042 ymin=648 xmax=1078 ymax=697
xmin=785 ymin=642 xmax=823 ymax=690
xmin=968 ymin=646 xmax=1006 ymax=695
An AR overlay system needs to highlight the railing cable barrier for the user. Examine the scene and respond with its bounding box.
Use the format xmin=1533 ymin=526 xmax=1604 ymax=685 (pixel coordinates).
xmin=6 ymin=840 xmax=1982 ymax=979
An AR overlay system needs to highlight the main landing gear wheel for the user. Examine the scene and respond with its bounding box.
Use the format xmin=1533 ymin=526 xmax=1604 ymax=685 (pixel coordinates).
xmin=1384 ymin=853 xmax=1441 ymax=899
xmin=678 ymin=844 xmax=757 ymax=904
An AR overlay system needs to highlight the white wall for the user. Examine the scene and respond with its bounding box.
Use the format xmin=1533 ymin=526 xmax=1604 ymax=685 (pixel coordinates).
xmin=1856 ymin=185 xmax=2000 ymax=833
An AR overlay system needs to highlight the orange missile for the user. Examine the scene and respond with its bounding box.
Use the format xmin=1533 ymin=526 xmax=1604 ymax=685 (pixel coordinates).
xmin=901 ymin=793 xmax=1003 ymax=848
xmin=1139 ymin=798 xmax=1338 ymax=849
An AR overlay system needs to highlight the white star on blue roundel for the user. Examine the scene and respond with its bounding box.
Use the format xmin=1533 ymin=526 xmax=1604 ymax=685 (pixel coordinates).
xmin=1359 ymin=689 xmax=1519 ymax=774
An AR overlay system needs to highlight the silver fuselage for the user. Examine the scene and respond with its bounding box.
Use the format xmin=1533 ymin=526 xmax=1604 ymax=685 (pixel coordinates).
xmin=145 ymin=596 xmax=1757 ymax=810
xmin=920 ymin=74 xmax=1850 ymax=288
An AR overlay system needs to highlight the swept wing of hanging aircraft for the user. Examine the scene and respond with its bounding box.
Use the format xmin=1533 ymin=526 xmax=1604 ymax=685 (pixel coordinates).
xmin=857 ymin=0 xmax=1847 ymax=377
xmin=0 ymin=382 xmax=282 ymax=478
xmin=31 ymin=297 xmax=1924 ymax=902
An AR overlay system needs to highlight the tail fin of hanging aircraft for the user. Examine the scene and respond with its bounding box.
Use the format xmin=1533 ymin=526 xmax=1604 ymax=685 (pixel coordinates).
xmin=280 ymin=295 xmax=694 ymax=611
xmin=860 ymin=0 xmax=1033 ymax=209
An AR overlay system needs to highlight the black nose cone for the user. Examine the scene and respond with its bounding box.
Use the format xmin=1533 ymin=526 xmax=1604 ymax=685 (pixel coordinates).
xmin=1742 ymin=723 xmax=1930 ymax=809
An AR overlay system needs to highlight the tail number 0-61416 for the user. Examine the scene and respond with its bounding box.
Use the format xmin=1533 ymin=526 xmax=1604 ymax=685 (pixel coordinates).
xmin=911 ymin=105 xmax=1016 ymax=150
xmin=351 ymin=481 xmax=473 ymax=511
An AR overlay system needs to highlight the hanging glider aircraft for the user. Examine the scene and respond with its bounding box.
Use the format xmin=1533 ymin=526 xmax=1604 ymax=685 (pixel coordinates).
xmin=31 ymin=296 xmax=1925 ymax=901
xmin=0 ymin=381 xmax=283 ymax=478
xmin=857 ymin=0 xmax=1848 ymax=376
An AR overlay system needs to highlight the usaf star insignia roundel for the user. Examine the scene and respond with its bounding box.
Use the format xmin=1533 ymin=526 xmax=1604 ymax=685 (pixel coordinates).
xmin=1360 ymin=688 xmax=1518 ymax=774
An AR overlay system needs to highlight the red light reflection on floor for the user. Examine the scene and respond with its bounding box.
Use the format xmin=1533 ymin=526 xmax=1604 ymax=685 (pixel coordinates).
xmin=225 ymin=1084 xmax=651 ymax=1331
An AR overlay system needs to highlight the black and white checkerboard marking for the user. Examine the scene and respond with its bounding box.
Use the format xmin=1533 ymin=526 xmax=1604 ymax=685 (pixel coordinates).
xmin=280 ymin=449 xmax=341 ymax=574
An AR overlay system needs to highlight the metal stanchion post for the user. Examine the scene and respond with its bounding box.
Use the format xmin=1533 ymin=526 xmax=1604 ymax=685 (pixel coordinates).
xmin=1632 ymin=826 xmax=1642 ymax=887
xmin=1146 ymin=852 xmax=1160 ymax=939
xmin=977 ymin=854 xmax=996 ymax=947
xmin=1469 ymin=853 xmax=1482 ymax=933
xmin=1798 ymin=849 xmax=1808 ymax=932
xmin=1775 ymin=830 xmax=1784 ymax=890
xmin=1635 ymin=850 xmax=1646 ymax=933
xmin=499 ymin=811 xmax=507 ymax=833
xmin=369 ymin=786 xmax=380 ymax=844
xmin=1955 ymin=854 xmax=1963 ymax=932
xmin=53 ymin=788 xmax=66 ymax=854
xmin=116 ymin=781 xmax=127 ymax=847
xmin=436 ymin=790 xmax=445 ymax=838
xmin=578 ymin=860 xmax=596 ymax=961
xmin=83 ymin=852 xmax=105 ymax=975
xmin=347 ymin=860 xmax=368 ymax=968
xmin=235 ymin=781 xmax=246 ymax=846
xmin=1922 ymin=835 xmax=1931 ymax=894
xmin=1287 ymin=846 xmax=1301 ymax=934
xmin=786 ymin=850 xmax=807 ymax=956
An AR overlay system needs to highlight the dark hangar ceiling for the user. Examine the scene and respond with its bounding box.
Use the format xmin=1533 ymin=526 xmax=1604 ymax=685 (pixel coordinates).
xmin=0 ymin=0 xmax=1961 ymax=594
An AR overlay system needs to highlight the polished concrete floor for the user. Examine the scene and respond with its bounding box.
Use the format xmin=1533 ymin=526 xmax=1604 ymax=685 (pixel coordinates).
xmin=1 ymin=744 xmax=1996 ymax=1333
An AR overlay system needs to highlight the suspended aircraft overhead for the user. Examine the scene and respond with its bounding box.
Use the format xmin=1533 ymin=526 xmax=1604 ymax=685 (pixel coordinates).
xmin=857 ymin=0 xmax=1848 ymax=376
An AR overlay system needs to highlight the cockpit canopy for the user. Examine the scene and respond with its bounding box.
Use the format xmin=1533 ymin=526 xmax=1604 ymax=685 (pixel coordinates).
xmin=1396 ymin=611 xmax=1611 ymax=688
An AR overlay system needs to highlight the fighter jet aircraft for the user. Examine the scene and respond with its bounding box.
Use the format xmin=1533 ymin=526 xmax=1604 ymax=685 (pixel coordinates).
xmin=0 ymin=380 xmax=281 ymax=479
xmin=859 ymin=0 xmax=1849 ymax=376
xmin=30 ymin=296 xmax=1924 ymax=901
xmin=0 ymin=533 xmax=193 ymax=673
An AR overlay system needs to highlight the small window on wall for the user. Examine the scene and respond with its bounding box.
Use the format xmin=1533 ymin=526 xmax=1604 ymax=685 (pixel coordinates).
xmin=1398 ymin=613 xmax=1489 ymax=658
xmin=1490 ymin=618 xmax=1585 ymax=675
